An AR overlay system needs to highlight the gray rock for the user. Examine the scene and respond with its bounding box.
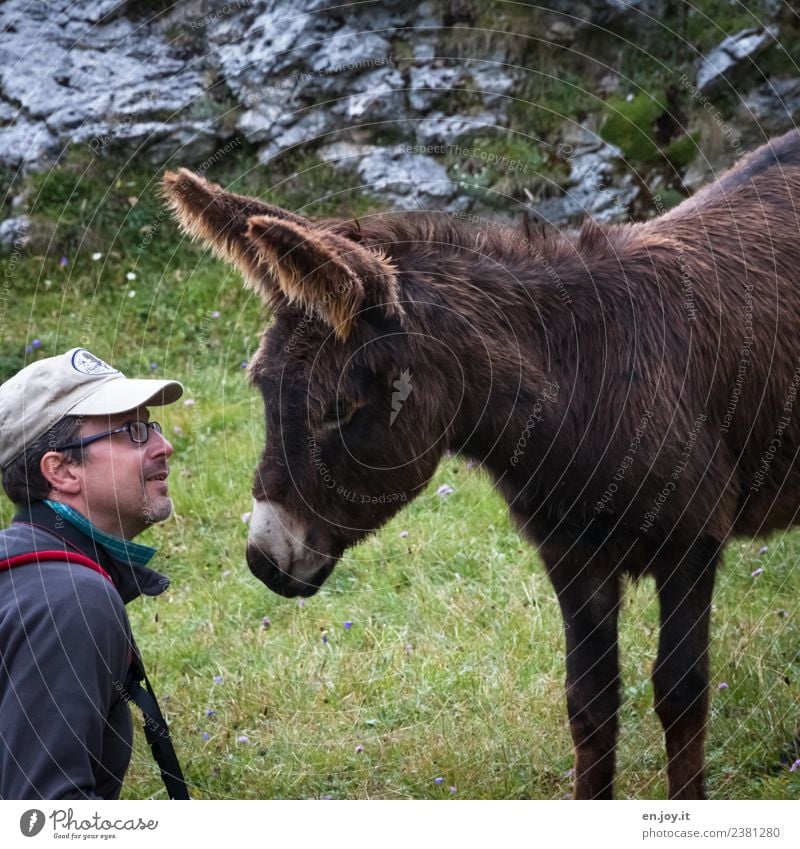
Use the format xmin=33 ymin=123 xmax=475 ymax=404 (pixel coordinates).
xmin=416 ymin=112 xmax=505 ymax=146
xmin=318 ymin=142 xmax=456 ymax=209
xmin=0 ymin=100 xmax=20 ymax=124
xmin=0 ymin=120 xmax=59 ymax=169
xmin=743 ymin=77 xmax=800 ymax=135
xmin=257 ymin=111 xmax=337 ymax=163
xmin=333 ymin=67 xmax=407 ymax=122
xmin=697 ymin=26 xmax=779 ymax=94
xmin=0 ymin=0 xmax=207 ymax=168
xmin=71 ymin=119 xmax=220 ymax=165
xmin=238 ymin=102 xmax=286 ymax=145
xmin=408 ymin=66 xmax=463 ymax=113
xmin=533 ymin=127 xmax=637 ymax=225
xmin=0 ymin=216 xmax=30 ymax=248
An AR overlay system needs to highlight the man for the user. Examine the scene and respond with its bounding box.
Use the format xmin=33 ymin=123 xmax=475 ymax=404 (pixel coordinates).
xmin=0 ymin=347 xmax=186 ymax=799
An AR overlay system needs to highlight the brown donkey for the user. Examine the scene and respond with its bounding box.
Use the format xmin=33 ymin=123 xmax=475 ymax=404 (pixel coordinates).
xmin=164 ymin=129 xmax=800 ymax=799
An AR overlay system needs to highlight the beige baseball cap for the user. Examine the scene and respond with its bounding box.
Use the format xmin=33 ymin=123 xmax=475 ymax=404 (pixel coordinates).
xmin=0 ymin=348 xmax=184 ymax=469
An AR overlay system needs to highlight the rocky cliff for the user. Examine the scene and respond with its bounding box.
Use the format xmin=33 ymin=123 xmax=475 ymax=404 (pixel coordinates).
xmin=1 ymin=0 xmax=798 ymax=240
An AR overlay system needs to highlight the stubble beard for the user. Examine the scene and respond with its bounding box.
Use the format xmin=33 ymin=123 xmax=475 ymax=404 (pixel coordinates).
xmin=142 ymin=492 xmax=173 ymax=526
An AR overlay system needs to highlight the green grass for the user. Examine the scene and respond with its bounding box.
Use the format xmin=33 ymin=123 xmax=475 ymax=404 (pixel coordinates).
xmin=1 ymin=141 xmax=799 ymax=801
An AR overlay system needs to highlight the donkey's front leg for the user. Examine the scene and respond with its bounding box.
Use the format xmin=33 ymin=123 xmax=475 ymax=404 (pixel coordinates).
xmin=545 ymin=553 xmax=621 ymax=799
xmin=653 ymin=537 xmax=719 ymax=800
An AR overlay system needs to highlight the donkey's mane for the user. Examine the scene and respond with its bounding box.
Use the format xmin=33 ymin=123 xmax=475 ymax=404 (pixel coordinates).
xmin=323 ymin=211 xmax=570 ymax=264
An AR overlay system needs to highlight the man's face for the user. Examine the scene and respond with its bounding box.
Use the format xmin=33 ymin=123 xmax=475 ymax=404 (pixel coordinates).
xmin=74 ymin=407 xmax=174 ymax=539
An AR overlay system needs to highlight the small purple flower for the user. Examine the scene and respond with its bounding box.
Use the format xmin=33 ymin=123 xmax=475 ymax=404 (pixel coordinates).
xmin=449 ymin=786 xmax=457 ymax=794
xmin=718 ymin=682 xmax=729 ymax=690
xmin=790 ymin=759 xmax=800 ymax=773
xmin=150 ymin=362 xmax=158 ymax=371
xmin=31 ymin=339 xmax=41 ymax=349
xmin=59 ymin=256 xmax=68 ymax=267
xmin=206 ymin=709 xmax=215 ymax=717
xmin=437 ymin=484 xmax=454 ymax=497
xmin=758 ymin=545 xmax=768 ymax=555
xmin=434 ymin=777 xmax=444 ymax=785
xmin=399 ymin=530 xmax=409 ymax=538
xmin=211 ymin=310 xmax=221 ymax=319
xmin=343 ymin=620 xmax=353 ymax=630
xmin=354 ymin=744 xmax=364 ymax=753
xmin=241 ymin=360 xmax=248 ymax=369
xmin=322 ymin=633 xmax=329 ymax=644
xmin=751 ymin=567 xmax=764 ymax=578
xmin=465 ymin=461 xmax=474 ymax=470
xmin=25 ymin=344 xmax=33 ymax=354
xmin=201 ymin=732 xmax=210 ymax=741
xmin=261 ymin=615 xmax=271 ymax=630
xmin=213 ymin=675 xmax=223 ymax=684
xmin=237 ymin=735 xmax=249 ymax=744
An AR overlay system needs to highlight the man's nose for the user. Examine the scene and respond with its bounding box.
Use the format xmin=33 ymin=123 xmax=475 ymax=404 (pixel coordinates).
xmin=150 ymin=428 xmax=173 ymax=459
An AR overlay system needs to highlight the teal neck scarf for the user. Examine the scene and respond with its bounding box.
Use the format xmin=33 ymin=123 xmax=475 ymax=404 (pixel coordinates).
xmin=44 ymin=500 xmax=156 ymax=567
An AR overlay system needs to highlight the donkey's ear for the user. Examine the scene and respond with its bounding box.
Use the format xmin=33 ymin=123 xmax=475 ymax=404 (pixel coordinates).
xmin=247 ymin=215 xmax=402 ymax=340
xmin=162 ymin=168 xmax=308 ymax=292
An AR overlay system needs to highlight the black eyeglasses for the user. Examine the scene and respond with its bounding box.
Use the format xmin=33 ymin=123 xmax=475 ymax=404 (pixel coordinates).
xmin=55 ymin=421 xmax=163 ymax=452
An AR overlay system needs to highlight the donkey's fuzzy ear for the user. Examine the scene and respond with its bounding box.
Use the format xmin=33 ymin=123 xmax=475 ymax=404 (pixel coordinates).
xmin=247 ymin=216 xmax=402 ymax=340
xmin=161 ymin=168 xmax=308 ymax=292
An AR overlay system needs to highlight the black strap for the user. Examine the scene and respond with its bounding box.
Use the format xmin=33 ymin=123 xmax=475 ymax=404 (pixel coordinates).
xmin=0 ymin=537 xmax=191 ymax=800
xmin=125 ymin=643 xmax=191 ymax=800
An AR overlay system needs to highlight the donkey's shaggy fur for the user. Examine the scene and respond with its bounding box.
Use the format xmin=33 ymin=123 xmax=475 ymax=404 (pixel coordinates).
xmin=164 ymin=129 xmax=800 ymax=798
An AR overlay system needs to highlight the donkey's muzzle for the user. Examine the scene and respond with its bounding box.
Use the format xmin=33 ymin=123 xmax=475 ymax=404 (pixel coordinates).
xmin=246 ymin=543 xmax=334 ymax=597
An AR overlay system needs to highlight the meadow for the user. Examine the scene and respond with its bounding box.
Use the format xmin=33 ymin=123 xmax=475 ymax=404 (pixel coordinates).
xmin=0 ymin=147 xmax=798 ymax=800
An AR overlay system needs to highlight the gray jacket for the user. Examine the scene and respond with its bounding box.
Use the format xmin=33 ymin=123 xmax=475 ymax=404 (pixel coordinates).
xmin=0 ymin=502 xmax=169 ymax=799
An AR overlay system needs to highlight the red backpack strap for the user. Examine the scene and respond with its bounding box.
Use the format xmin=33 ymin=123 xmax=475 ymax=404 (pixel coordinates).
xmin=0 ymin=550 xmax=113 ymax=583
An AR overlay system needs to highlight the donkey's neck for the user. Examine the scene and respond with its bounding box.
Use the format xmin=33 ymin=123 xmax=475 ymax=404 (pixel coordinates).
xmin=403 ymin=226 xmax=581 ymax=468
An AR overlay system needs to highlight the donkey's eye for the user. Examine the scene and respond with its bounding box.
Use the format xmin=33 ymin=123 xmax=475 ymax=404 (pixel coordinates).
xmin=322 ymin=399 xmax=353 ymax=426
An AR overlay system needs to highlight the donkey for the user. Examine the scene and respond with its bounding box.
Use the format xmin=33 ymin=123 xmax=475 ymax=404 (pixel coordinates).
xmin=164 ymin=128 xmax=800 ymax=799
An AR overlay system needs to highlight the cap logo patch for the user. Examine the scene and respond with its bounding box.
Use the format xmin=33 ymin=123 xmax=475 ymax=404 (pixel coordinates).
xmin=71 ymin=349 xmax=119 ymax=376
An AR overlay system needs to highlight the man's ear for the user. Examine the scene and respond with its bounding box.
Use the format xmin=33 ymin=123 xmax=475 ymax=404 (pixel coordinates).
xmin=40 ymin=452 xmax=82 ymax=496
xmin=247 ymin=215 xmax=403 ymax=340
xmin=162 ymin=168 xmax=308 ymax=296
